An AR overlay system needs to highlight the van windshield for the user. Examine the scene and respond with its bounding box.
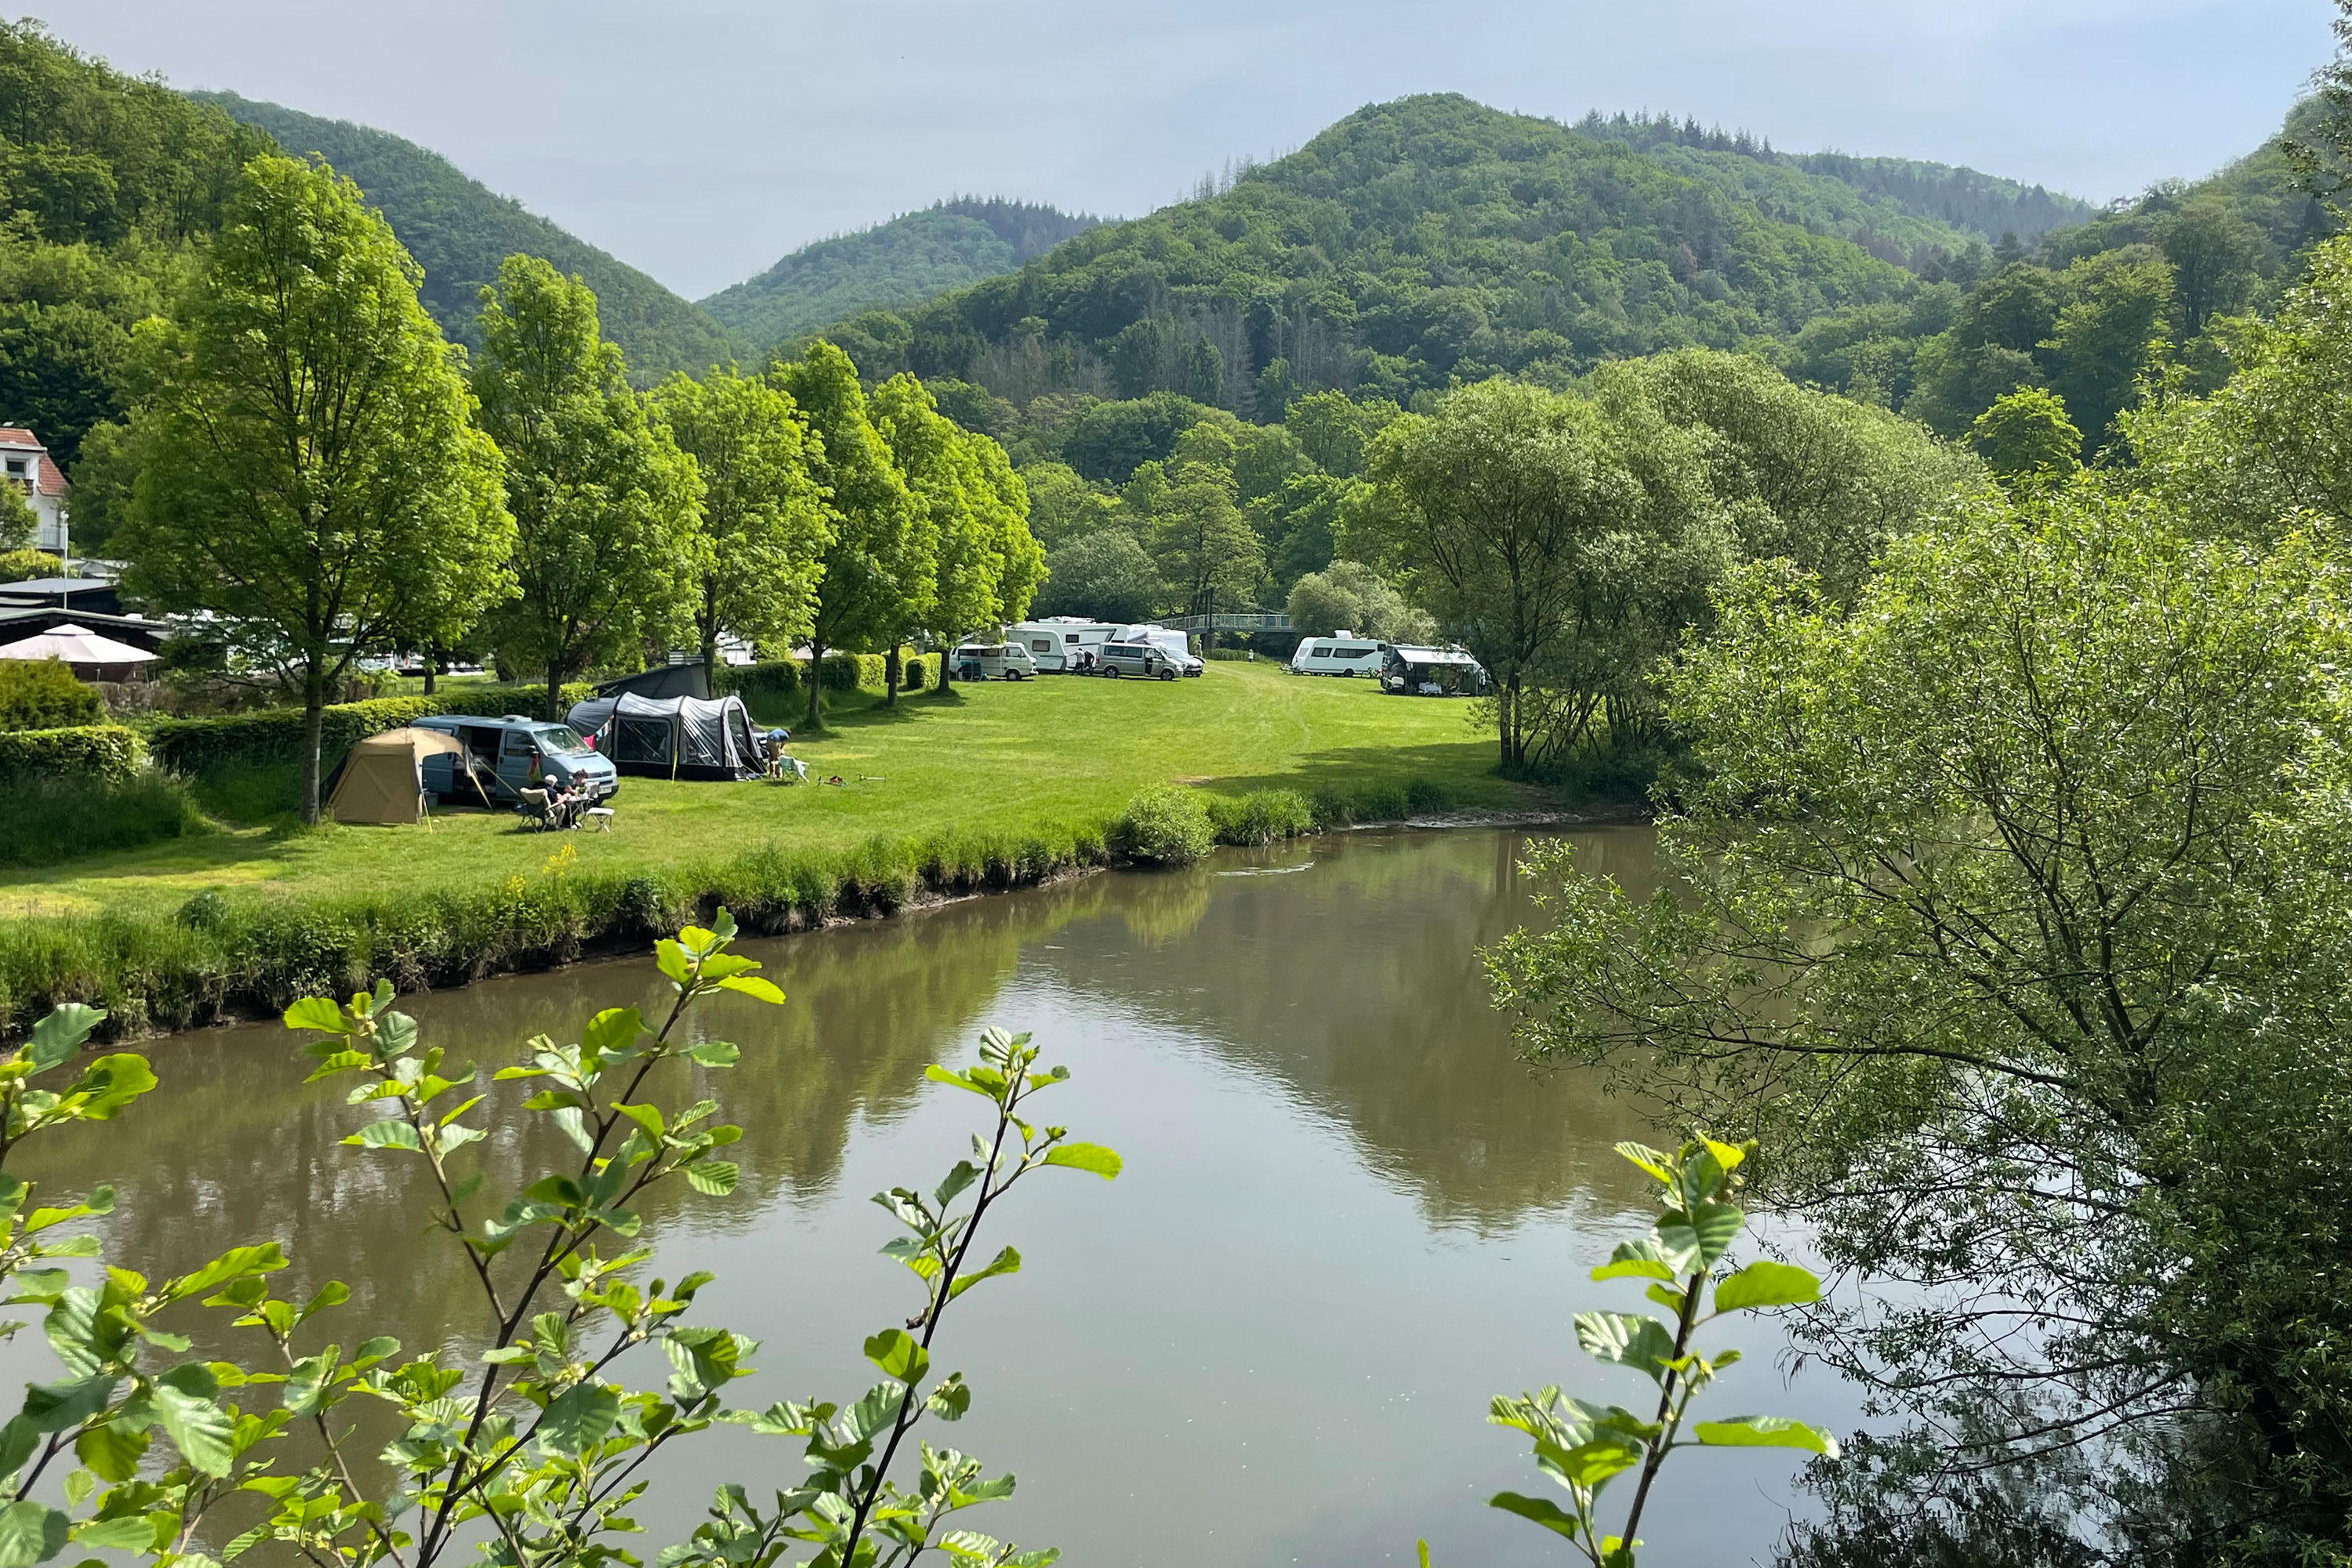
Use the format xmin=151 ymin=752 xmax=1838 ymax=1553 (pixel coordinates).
xmin=534 ymin=726 xmax=592 ymax=757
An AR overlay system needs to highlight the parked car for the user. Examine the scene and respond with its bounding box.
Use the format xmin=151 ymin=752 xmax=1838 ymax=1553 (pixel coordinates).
xmin=1096 ymin=641 xmax=1181 ymax=680
xmin=1291 ymin=633 xmax=1388 ymax=677
xmin=410 ymin=713 xmax=619 ymax=804
xmin=953 ymin=642 xmax=1039 ymax=681
xmin=1116 ymin=624 xmax=1205 ymax=675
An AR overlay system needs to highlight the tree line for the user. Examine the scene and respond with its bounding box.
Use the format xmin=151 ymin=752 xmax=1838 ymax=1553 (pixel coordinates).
xmin=108 ymin=153 xmax=1042 ymax=822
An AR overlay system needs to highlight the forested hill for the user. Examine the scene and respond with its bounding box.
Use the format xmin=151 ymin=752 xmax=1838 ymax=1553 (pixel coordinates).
xmin=701 ymin=199 xmax=1101 ymax=352
xmin=1570 ymin=111 xmax=2096 ymax=251
xmin=192 ymin=92 xmax=738 ymax=382
xmin=812 ymin=94 xmax=2063 ymax=415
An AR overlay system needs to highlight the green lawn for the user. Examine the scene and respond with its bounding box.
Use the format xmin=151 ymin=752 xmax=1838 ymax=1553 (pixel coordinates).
xmin=5 ymin=662 xmax=1533 ymax=920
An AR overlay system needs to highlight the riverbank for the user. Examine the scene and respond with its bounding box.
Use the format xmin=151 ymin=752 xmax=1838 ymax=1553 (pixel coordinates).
xmin=1 ymin=664 xmax=1588 ymax=1037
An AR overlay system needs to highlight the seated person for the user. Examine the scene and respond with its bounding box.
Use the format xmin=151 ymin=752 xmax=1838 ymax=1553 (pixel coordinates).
xmin=541 ymin=773 xmax=580 ymax=829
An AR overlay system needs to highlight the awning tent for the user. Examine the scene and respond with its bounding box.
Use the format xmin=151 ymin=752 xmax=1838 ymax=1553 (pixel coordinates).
xmin=565 ymin=692 xmax=762 ymax=781
xmin=0 ymin=622 xmax=154 ymax=681
xmin=328 ymin=728 xmax=468 ymax=826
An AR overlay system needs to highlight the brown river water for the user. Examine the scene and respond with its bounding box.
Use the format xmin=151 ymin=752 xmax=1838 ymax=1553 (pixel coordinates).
xmin=7 ymin=826 xmax=1862 ymax=1566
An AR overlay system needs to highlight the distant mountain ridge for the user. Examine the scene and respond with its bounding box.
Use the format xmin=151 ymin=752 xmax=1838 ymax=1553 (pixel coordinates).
xmin=699 ymin=198 xmax=1102 ymax=353
xmin=192 ymin=92 xmax=739 ymax=383
xmin=1571 ymin=111 xmax=2097 ymax=255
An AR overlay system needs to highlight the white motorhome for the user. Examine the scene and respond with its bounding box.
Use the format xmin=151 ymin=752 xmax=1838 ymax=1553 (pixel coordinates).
xmin=1007 ymin=619 xmax=1119 ymax=673
xmin=1290 ymin=632 xmax=1387 ymax=677
xmin=1116 ymin=624 xmax=1203 ymax=676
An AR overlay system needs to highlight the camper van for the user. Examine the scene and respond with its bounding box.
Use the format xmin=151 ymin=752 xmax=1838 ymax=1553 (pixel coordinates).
xmin=1007 ymin=619 xmax=1118 ymax=673
xmin=411 ymin=714 xmax=619 ymax=804
xmin=952 ymin=642 xmax=1039 ymax=681
xmin=1095 ymin=641 xmax=1181 ymax=680
xmin=1290 ymin=633 xmax=1388 ymax=677
xmin=1116 ymin=624 xmax=1204 ymax=676
xmin=1381 ymin=644 xmax=1490 ymax=696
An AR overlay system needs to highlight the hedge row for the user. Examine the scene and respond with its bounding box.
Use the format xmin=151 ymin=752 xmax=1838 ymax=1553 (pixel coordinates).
xmin=0 ymin=724 xmax=142 ymax=786
xmin=0 ymin=776 xmax=1463 ymax=1039
xmin=715 ymin=654 xmax=942 ymax=707
xmin=0 ymin=658 xmax=103 ymax=731
xmin=428 ymin=682 xmax=594 ymax=721
xmin=147 ymin=698 xmax=445 ymax=778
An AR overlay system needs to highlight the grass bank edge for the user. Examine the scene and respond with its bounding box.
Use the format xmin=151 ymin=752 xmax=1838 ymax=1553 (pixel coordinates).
xmin=0 ymin=774 xmax=1478 ymax=1040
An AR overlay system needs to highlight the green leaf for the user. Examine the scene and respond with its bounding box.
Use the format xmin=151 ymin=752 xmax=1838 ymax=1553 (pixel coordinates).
xmin=655 ymin=942 xmax=693 ymax=987
xmin=682 ymin=1040 xmax=740 ymax=1067
xmin=716 ymin=975 xmax=785 ymax=1004
xmin=1713 ymin=1261 xmax=1822 ymax=1313
xmin=0 ymin=1417 xmax=35 ymax=1480
xmin=0 ymin=1502 xmax=66 ymax=1568
xmin=72 ymin=1516 xmax=158 ymax=1552
xmin=1657 ymin=1202 xmax=1744 ymax=1269
xmin=280 ymin=997 xmax=347 ymax=1036
xmin=583 ymin=1007 xmax=644 ymax=1060
xmin=536 ymin=1381 xmax=621 ymax=1457
xmin=70 ymin=1056 xmax=157 ymax=1120
xmin=862 ymin=1329 xmax=930 ymax=1384
xmin=1692 ymin=1416 xmax=1840 ymax=1456
xmin=1040 ymin=1142 xmax=1122 ymax=1178
xmin=924 ymin=1065 xmax=994 ymax=1099
xmin=1488 ymin=1491 xmax=1584 ymax=1539
xmin=1591 ymin=1236 xmax=1681 ymax=1283
xmin=341 ymin=1120 xmax=423 ymax=1152
xmin=161 ymin=1243 xmax=288 ymax=1305
xmin=1573 ymin=1312 xmax=1679 ymax=1384
xmin=1611 ymin=1141 xmax=1674 ymax=1185
xmin=684 ymin=1160 xmax=739 ymax=1197
xmin=1539 ymin=1436 xmax=1644 ymax=1488
xmin=947 ymin=1245 xmax=1022 ymax=1301
xmin=27 ymin=1005 xmax=103 ymax=1075
xmin=151 ymin=1373 xmax=234 ymax=1477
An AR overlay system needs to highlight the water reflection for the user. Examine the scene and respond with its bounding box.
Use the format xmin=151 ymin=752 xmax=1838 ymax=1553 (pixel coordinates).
xmin=9 ymin=826 xmax=1843 ymax=1566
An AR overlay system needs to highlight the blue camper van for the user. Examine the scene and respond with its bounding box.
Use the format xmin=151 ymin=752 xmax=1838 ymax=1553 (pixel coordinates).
xmin=410 ymin=714 xmax=619 ymax=804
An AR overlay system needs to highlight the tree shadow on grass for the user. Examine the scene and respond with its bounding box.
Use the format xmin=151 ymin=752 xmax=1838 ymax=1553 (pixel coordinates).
xmin=1195 ymin=741 xmax=1537 ymax=806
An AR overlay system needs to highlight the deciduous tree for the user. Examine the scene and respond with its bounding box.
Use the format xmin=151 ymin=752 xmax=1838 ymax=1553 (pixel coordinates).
xmin=117 ymin=154 xmax=510 ymax=822
xmin=473 ymin=254 xmax=702 ymax=720
xmin=651 ymin=365 xmax=831 ymax=674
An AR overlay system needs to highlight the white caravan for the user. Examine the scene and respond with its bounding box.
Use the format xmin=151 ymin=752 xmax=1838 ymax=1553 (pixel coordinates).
xmin=1290 ymin=632 xmax=1387 ymax=677
xmin=1007 ymin=619 xmax=1120 ymax=673
xmin=1116 ymin=624 xmax=1204 ymax=676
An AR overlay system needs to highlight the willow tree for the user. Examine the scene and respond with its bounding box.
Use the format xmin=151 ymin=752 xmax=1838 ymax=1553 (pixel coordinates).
xmin=118 ymin=154 xmax=510 ymax=822
xmin=774 ymin=342 xmax=922 ymax=728
xmin=474 ymin=255 xmax=702 ymax=718
xmin=652 ymin=367 xmax=831 ymax=673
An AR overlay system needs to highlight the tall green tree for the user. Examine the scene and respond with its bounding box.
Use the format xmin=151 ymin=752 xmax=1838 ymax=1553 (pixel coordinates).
xmin=473 ymin=254 xmax=702 ymax=719
xmin=1142 ymin=463 xmax=1263 ymax=620
xmin=1965 ymin=387 xmax=2083 ymax=489
xmin=116 ymin=154 xmax=510 ymax=822
xmin=651 ymin=366 xmax=831 ymax=674
xmin=1365 ymin=379 xmax=1640 ymax=770
xmin=2042 ymin=246 xmax=2173 ymax=454
xmin=774 ymin=340 xmax=921 ymax=728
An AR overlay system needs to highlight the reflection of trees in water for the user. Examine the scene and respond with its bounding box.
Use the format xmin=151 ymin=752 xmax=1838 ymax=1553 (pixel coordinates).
xmin=1031 ymin=827 xmax=1668 ymax=1229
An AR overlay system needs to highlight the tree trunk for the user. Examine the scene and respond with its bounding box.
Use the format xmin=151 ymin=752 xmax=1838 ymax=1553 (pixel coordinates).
xmin=884 ymin=644 xmax=901 ymax=708
xmin=806 ymin=637 xmax=824 ymax=730
xmin=422 ymin=648 xmax=437 ymax=696
xmin=546 ymin=663 xmax=564 ymax=726
xmin=300 ymin=662 xmax=327 ymax=825
xmin=1500 ymin=675 xmax=1519 ymax=771
xmin=700 ymin=584 xmax=720 ymax=681
xmin=937 ymin=640 xmax=952 ymax=694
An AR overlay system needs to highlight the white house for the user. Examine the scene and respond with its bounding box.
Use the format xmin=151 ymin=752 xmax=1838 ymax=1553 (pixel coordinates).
xmin=0 ymin=426 xmax=68 ymax=555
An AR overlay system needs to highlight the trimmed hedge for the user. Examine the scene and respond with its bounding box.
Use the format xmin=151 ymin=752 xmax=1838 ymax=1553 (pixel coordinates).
xmin=0 ymin=724 xmax=141 ymax=785
xmin=148 ymin=698 xmax=443 ymax=779
xmin=0 ymin=657 xmax=103 ymax=731
xmin=430 ymin=683 xmax=593 ymax=721
xmin=0 ymin=771 xmax=205 ymax=866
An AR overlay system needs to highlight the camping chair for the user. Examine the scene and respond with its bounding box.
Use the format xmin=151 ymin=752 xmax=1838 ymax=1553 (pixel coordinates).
xmin=515 ymin=787 xmax=557 ymax=831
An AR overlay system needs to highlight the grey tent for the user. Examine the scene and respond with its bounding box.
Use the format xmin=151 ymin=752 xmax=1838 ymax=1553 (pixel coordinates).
xmin=565 ymin=691 xmax=763 ymax=781
xmin=590 ymin=660 xmax=712 ymax=702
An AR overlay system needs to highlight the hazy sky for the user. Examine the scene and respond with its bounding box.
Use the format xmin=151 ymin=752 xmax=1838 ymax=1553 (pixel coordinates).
xmin=42 ymin=0 xmax=2340 ymax=300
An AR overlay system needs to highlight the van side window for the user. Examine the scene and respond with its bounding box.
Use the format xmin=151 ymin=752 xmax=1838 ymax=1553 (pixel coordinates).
xmin=503 ymin=731 xmax=535 ymax=756
xmin=1312 ymin=644 xmax=1333 ymax=658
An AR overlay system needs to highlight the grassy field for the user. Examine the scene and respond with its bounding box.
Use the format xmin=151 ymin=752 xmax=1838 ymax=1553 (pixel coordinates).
xmin=5 ymin=661 xmax=1532 ymax=921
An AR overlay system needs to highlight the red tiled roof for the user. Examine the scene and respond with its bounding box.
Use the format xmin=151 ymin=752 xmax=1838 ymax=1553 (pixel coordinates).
xmin=0 ymin=427 xmax=43 ymax=449
xmin=32 ymin=456 xmax=63 ymax=496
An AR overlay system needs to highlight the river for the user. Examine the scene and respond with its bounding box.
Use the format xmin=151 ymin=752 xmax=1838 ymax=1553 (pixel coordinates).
xmin=10 ymin=826 xmax=1861 ymax=1566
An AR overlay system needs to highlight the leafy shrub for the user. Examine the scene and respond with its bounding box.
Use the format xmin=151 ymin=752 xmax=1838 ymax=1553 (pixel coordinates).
xmin=819 ymin=652 xmax=887 ymax=692
xmin=148 ymin=696 xmax=441 ymax=777
xmin=0 ymin=723 xmax=140 ymax=784
xmin=0 ymin=548 xmax=62 ymax=583
xmin=1207 ymin=788 xmax=1316 ymax=845
xmin=713 ymin=659 xmax=801 ymax=707
xmin=428 ymin=681 xmax=593 ymax=720
xmin=0 ymin=771 xmax=205 ymax=867
xmin=1115 ymin=783 xmax=1214 ymax=866
xmin=0 ymin=656 xmax=102 ymax=730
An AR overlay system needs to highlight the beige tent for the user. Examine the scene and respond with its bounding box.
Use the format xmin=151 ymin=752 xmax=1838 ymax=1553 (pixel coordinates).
xmin=329 ymin=728 xmax=467 ymax=826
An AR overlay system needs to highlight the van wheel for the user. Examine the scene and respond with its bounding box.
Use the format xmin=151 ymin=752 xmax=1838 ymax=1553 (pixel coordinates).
xmin=1105 ymin=666 xmax=1122 ymax=678
xmin=1159 ymin=667 xmax=1177 ymax=681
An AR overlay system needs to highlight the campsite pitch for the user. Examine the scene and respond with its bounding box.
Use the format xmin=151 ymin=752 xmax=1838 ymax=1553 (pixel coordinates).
xmin=4 ymin=662 xmax=1539 ymax=919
